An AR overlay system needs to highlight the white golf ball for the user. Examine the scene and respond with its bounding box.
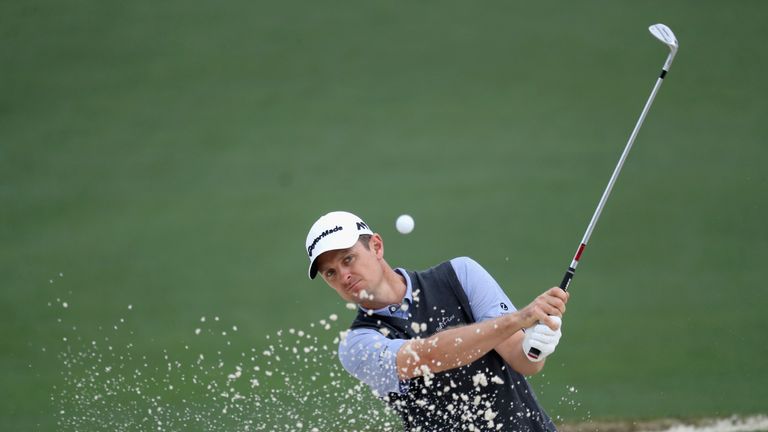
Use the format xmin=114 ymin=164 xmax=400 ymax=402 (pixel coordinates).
xmin=395 ymin=214 xmax=414 ymax=234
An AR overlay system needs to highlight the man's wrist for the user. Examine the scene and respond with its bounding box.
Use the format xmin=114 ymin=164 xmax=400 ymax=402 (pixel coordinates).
xmin=498 ymin=312 xmax=523 ymax=335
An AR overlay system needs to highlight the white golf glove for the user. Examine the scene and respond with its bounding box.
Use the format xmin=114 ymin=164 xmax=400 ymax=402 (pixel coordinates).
xmin=522 ymin=316 xmax=562 ymax=363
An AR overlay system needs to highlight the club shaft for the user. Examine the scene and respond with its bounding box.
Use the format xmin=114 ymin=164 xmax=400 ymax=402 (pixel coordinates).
xmin=559 ymin=52 xmax=674 ymax=292
xmin=528 ymin=40 xmax=677 ymax=361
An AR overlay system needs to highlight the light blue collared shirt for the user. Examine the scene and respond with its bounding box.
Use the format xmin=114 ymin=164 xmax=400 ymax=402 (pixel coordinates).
xmin=337 ymin=256 xmax=516 ymax=396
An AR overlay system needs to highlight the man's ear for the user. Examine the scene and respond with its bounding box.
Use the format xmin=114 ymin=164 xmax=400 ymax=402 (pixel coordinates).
xmin=371 ymin=234 xmax=384 ymax=258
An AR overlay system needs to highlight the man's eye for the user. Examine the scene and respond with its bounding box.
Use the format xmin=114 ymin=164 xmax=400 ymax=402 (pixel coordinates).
xmin=344 ymin=255 xmax=353 ymax=264
xmin=325 ymin=270 xmax=335 ymax=278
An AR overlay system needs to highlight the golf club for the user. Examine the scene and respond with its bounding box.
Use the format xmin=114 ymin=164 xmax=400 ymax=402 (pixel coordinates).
xmin=527 ymin=23 xmax=679 ymax=360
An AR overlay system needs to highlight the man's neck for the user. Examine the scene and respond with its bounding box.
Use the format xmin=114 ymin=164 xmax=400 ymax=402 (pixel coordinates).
xmin=360 ymin=265 xmax=407 ymax=310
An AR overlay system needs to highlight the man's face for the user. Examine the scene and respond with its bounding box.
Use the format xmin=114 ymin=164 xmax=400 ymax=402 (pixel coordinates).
xmin=315 ymin=235 xmax=384 ymax=306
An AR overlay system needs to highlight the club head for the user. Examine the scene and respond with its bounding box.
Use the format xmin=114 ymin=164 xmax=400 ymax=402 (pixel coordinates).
xmin=649 ymin=23 xmax=678 ymax=53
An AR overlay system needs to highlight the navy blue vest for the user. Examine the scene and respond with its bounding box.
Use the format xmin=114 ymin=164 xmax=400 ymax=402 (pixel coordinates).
xmin=351 ymin=261 xmax=556 ymax=432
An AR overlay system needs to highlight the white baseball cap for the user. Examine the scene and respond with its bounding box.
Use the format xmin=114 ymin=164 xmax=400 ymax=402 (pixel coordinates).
xmin=305 ymin=211 xmax=374 ymax=279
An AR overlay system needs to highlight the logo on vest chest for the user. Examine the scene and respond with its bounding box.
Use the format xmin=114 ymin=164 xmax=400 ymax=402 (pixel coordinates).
xmin=435 ymin=314 xmax=458 ymax=332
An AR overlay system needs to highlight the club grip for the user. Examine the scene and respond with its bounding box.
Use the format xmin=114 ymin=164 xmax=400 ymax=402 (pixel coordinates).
xmin=526 ymin=267 xmax=576 ymax=360
xmin=559 ymin=266 xmax=575 ymax=292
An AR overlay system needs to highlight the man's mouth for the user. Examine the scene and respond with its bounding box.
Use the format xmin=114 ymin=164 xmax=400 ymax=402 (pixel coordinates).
xmin=348 ymin=280 xmax=361 ymax=293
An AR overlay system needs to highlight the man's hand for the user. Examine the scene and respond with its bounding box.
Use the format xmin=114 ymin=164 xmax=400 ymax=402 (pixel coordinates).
xmin=492 ymin=287 xmax=569 ymax=375
xmin=517 ymin=287 xmax=569 ymax=330
xmin=522 ymin=316 xmax=562 ymax=362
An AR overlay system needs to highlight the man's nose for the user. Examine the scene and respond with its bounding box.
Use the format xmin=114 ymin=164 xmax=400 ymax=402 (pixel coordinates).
xmin=341 ymin=267 xmax=353 ymax=283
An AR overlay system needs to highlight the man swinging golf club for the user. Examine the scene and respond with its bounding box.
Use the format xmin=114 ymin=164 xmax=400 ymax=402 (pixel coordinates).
xmin=306 ymin=211 xmax=568 ymax=432
xmin=304 ymin=22 xmax=679 ymax=432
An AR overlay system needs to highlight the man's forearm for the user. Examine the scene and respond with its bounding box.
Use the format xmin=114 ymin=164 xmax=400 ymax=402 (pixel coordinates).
xmin=396 ymin=312 xmax=525 ymax=379
xmin=396 ymin=286 xmax=566 ymax=379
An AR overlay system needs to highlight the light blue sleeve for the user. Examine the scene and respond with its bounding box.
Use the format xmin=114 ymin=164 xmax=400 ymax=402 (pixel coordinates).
xmin=338 ymin=328 xmax=408 ymax=396
xmin=450 ymin=256 xmax=516 ymax=322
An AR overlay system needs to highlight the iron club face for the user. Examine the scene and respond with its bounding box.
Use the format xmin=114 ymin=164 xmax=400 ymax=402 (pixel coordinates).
xmin=649 ymin=23 xmax=678 ymax=50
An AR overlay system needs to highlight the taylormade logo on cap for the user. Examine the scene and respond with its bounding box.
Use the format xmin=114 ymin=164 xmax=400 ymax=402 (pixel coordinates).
xmin=307 ymin=225 xmax=343 ymax=258
xmin=305 ymin=211 xmax=373 ymax=279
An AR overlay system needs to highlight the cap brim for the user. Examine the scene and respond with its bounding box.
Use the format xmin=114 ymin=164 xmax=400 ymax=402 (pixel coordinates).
xmin=308 ymin=260 xmax=320 ymax=280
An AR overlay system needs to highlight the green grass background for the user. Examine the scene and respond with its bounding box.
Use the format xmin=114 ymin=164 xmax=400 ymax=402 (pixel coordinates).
xmin=2 ymin=0 xmax=767 ymax=429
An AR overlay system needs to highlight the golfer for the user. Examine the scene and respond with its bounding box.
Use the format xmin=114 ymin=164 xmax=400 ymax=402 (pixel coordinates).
xmin=306 ymin=211 xmax=569 ymax=432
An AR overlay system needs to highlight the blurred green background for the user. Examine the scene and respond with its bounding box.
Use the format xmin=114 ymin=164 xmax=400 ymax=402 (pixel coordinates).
xmin=2 ymin=0 xmax=767 ymax=430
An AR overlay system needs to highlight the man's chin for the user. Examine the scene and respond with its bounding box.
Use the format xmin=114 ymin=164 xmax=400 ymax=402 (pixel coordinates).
xmin=355 ymin=288 xmax=375 ymax=302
